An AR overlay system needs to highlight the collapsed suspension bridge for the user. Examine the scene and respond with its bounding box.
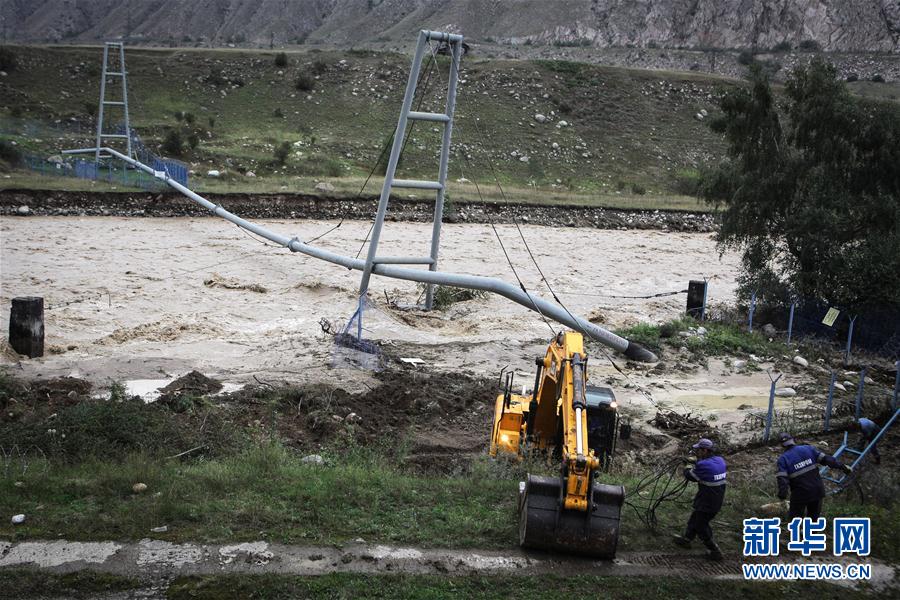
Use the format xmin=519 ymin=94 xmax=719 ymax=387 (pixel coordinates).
xmin=63 ymin=31 xmax=657 ymax=363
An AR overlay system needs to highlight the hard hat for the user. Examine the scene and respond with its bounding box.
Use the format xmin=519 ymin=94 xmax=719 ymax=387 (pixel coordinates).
xmin=779 ymin=432 xmax=796 ymax=447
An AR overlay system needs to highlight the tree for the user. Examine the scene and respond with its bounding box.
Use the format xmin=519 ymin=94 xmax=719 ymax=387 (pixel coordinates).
xmin=702 ymin=60 xmax=900 ymax=310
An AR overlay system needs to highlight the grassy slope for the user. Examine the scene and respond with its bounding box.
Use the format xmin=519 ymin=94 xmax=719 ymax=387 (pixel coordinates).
xmin=1 ymin=45 xmax=732 ymax=209
xmin=1 ymin=442 xmax=897 ymax=563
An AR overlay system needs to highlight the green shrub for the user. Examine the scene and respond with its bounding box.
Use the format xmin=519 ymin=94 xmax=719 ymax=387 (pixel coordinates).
xmin=737 ymin=50 xmax=755 ymax=66
xmin=871 ymin=74 xmax=885 ymax=83
xmin=672 ymin=169 xmax=701 ymax=196
xmin=274 ymin=52 xmax=288 ymax=67
xmin=772 ymin=41 xmax=792 ymax=52
xmin=0 ymin=140 xmax=22 ymax=168
xmin=799 ymin=39 xmax=821 ymax=51
xmin=0 ymin=46 xmax=17 ymax=71
xmin=161 ymin=129 xmax=184 ymax=157
xmin=273 ymin=141 xmax=291 ymax=165
xmin=295 ymin=73 xmax=315 ymax=91
xmin=630 ymin=183 xmax=646 ymax=195
xmin=311 ymin=59 xmax=328 ymax=75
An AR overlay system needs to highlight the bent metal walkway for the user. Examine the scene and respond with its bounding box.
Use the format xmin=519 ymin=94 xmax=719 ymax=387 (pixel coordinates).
xmin=0 ymin=539 xmax=895 ymax=589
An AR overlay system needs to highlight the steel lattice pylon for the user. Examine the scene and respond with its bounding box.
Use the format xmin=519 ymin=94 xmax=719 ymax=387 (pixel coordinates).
xmin=94 ymin=41 xmax=132 ymax=161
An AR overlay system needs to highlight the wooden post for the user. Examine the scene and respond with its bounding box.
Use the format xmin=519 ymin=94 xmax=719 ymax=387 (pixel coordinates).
xmin=8 ymin=296 xmax=44 ymax=358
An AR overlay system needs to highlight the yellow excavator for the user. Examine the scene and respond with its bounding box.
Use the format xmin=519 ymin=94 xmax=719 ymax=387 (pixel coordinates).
xmin=490 ymin=331 xmax=624 ymax=558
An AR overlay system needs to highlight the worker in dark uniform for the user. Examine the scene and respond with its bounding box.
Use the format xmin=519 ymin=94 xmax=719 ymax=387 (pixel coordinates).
xmin=673 ymin=438 xmax=726 ymax=561
xmin=853 ymin=417 xmax=881 ymax=464
xmin=776 ymin=433 xmax=851 ymax=521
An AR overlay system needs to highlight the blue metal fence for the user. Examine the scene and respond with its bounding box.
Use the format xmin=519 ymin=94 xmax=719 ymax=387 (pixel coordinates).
xmin=20 ymin=126 xmax=189 ymax=191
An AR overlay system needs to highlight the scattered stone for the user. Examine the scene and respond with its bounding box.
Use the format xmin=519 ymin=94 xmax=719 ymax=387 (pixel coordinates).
xmin=16 ymin=205 xmax=30 ymax=216
xmin=206 ymin=170 xmax=221 ymax=177
xmin=557 ymin=120 xmax=568 ymax=127
xmin=732 ymin=359 xmax=747 ymax=369
xmin=864 ymin=376 xmax=875 ymax=385
xmin=301 ymin=454 xmax=324 ymax=465
xmin=132 ymin=483 xmax=148 ymax=494
xmin=696 ymin=326 xmax=707 ymax=336
xmin=792 ymin=356 xmax=809 ymax=368
xmin=833 ymin=383 xmax=846 ymax=392
xmin=245 ymin=171 xmax=256 ymax=177
xmin=762 ymin=324 xmax=777 ymax=337
xmin=314 ymin=182 xmax=335 ymax=192
xmin=150 ymin=525 xmax=168 ymax=533
xmin=11 ymin=514 xmax=25 ymax=525
xmin=551 ymin=142 xmax=559 ymax=149
xmin=533 ymin=113 xmax=547 ymax=123
xmin=843 ymin=380 xmax=855 ymax=388
xmin=775 ymin=388 xmax=797 ymax=397
xmin=695 ymin=112 xmax=705 ymax=120
xmin=519 ymin=156 xmax=529 ymax=163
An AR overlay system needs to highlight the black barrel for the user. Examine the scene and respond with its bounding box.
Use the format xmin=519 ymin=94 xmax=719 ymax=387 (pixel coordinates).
xmin=518 ymin=474 xmax=624 ymax=558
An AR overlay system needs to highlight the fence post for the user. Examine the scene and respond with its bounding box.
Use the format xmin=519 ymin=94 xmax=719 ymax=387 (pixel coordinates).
xmin=748 ymin=291 xmax=757 ymax=333
xmin=855 ymin=366 xmax=866 ymax=420
xmin=844 ymin=315 xmax=857 ymax=366
xmin=824 ymin=371 xmax=836 ymax=432
xmin=894 ymin=361 xmax=899 ymax=411
xmin=764 ymin=371 xmax=782 ymax=443
xmin=787 ymin=302 xmax=796 ymax=344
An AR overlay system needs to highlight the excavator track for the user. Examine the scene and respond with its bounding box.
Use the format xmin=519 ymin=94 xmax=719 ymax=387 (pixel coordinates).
xmin=519 ymin=474 xmax=624 ymax=558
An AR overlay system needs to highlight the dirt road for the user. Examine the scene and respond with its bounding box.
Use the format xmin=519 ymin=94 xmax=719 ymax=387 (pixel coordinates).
xmin=1 ymin=538 xmax=894 ymax=588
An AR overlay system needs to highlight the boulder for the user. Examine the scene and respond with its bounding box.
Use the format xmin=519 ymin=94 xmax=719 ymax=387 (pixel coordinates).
xmin=533 ymin=113 xmax=547 ymax=123
xmin=775 ymin=387 xmax=797 ymax=397
xmin=302 ymin=454 xmax=324 ymax=465
xmin=16 ymin=205 xmax=30 ymax=216
xmin=792 ymin=356 xmax=809 ymax=368
xmin=206 ymin=169 xmax=221 ymax=177
xmin=314 ymin=182 xmax=335 ymax=192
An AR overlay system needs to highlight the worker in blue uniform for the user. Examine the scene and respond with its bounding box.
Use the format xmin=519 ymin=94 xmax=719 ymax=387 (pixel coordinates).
xmin=673 ymin=438 xmax=726 ymax=561
xmin=853 ymin=417 xmax=881 ymax=464
xmin=776 ymin=433 xmax=851 ymax=520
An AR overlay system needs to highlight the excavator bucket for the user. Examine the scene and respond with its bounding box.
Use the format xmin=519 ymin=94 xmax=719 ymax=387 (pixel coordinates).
xmin=518 ymin=474 xmax=624 ymax=558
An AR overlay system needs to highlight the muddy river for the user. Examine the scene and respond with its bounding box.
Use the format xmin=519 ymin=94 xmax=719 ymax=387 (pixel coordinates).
xmin=2 ymin=216 xmax=800 ymax=432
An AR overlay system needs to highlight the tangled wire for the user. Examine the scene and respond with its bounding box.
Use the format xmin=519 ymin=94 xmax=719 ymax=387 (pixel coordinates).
xmin=624 ymin=456 xmax=692 ymax=531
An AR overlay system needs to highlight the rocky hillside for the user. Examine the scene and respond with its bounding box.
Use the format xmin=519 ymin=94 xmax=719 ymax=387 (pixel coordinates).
xmin=4 ymin=0 xmax=899 ymax=53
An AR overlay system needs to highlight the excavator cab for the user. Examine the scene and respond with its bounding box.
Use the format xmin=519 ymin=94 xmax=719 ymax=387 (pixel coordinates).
xmin=490 ymin=332 xmax=625 ymax=558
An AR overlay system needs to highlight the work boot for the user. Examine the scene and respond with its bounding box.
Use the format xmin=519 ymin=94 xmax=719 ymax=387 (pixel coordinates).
xmin=672 ymin=534 xmax=692 ymax=549
xmin=704 ymin=541 xmax=724 ymax=562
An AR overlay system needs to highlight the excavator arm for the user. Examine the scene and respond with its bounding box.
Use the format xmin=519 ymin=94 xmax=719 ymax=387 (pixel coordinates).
xmin=490 ymin=331 xmax=625 ymax=558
